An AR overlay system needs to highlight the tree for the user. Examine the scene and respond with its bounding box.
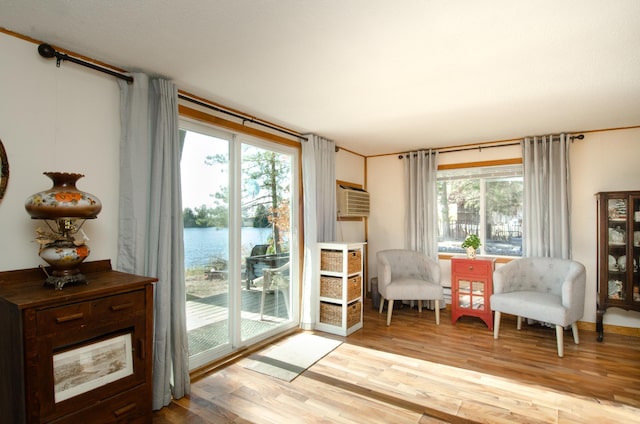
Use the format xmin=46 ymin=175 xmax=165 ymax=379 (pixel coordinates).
xmin=194 ymin=204 xmax=214 ymax=227
xmin=183 ymin=208 xmax=197 ymax=227
xmin=205 ymin=146 xmax=291 ymax=253
xmin=253 ymin=204 xmax=270 ymax=228
xmin=242 ymin=149 xmax=291 ymax=253
xmin=269 ymin=200 xmax=290 ymax=253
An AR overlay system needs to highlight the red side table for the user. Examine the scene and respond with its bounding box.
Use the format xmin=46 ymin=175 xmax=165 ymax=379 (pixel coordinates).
xmin=451 ymin=257 xmax=496 ymax=330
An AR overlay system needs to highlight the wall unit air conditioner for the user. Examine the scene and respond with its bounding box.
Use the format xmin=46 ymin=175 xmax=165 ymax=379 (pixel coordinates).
xmin=337 ymin=185 xmax=370 ymax=217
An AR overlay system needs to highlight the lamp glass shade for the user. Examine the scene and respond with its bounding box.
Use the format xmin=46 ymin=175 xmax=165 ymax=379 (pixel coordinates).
xmin=25 ymin=172 xmax=102 ymax=219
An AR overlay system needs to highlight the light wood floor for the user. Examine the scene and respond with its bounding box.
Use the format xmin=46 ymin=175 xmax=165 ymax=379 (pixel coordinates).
xmin=153 ymin=303 xmax=640 ymax=423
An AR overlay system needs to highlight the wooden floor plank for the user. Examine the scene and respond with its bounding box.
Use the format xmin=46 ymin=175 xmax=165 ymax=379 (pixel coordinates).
xmin=154 ymin=304 xmax=640 ymax=423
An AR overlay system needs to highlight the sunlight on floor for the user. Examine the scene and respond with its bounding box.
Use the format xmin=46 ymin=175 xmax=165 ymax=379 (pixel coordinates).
xmin=305 ymin=341 xmax=640 ymax=423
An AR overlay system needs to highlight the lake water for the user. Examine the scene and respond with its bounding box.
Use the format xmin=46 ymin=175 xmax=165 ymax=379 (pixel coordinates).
xmin=183 ymin=227 xmax=273 ymax=269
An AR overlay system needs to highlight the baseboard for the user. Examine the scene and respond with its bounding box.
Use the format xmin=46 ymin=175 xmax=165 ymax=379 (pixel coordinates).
xmin=576 ymin=321 xmax=640 ymax=337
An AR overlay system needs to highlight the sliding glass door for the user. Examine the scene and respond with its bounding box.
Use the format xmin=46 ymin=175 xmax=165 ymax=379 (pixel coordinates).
xmin=180 ymin=120 xmax=298 ymax=370
xmin=240 ymin=143 xmax=294 ymax=337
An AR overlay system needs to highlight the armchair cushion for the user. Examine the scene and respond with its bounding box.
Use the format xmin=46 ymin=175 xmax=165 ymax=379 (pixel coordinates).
xmin=491 ymin=291 xmax=567 ymax=325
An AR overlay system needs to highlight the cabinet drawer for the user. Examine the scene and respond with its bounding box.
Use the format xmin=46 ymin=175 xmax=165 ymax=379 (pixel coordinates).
xmin=37 ymin=301 xmax=93 ymax=336
xmin=48 ymin=384 xmax=150 ymax=424
xmin=452 ymin=259 xmax=493 ymax=275
xmin=37 ymin=290 xmax=145 ymax=336
xmin=92 ymin=290 xmax=145 ymax=324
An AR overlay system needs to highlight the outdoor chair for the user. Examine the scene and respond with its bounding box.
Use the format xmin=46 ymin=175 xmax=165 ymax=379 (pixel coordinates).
xmin=259 ymin=261 xmax=290 ymax=320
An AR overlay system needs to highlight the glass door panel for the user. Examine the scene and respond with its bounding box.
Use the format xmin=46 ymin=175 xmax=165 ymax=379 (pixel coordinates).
xmin=180 ymin=125 xmax=231 ymax=368
xmin=458 ymin=280 xmax=471 ymax=308
xmin=607 ymin=197 xmax=627 ymax=300
xmin=180 ymin=121 xmax=300 ymax=370
xmin=471 ymin=281 xmax=485 ymax=310
xmin=240 ymin=143 xmax=293 ymax=342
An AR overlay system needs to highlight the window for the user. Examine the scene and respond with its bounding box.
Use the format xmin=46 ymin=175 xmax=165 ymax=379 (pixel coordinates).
xmin=437 ymin=163 xmax=523 ymax=257
xmin=179 ymin=117 xmax=300 ymax=370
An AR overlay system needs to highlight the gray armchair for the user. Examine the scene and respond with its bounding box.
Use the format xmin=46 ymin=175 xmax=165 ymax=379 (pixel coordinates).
xmin=491 ymin=257 xmax=586 ymax=357
xmin=376 ymin=249 xmax=443 ymax=326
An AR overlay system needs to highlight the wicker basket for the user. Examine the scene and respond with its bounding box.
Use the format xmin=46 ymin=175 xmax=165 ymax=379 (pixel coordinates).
xmin=320 ymin=275 xmax=361 ymax=302
xmin=320 ymin=249 xmax=362 ymax=274
xmin=320 ymin=301 xmax=362 ymax=328
xmin=347 ymin=301 xmax=362 ymax=328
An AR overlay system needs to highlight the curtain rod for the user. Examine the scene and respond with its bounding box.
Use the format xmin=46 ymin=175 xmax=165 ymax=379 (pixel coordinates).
xmin=177 ymin=94 xmax=307 ymax=141
xmin=36 ymin=42 xmax=307 ymax=141
xmin=398 ymin=141 xmax=519 ymax=159
xmin=37 ymin=43 xmax=133 ymax=83
xmin=398 ymin=134 xmax=585 ymax=159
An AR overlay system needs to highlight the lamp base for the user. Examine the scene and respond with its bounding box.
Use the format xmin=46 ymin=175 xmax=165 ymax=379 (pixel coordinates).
xmin=38 ymin=241 xmax=91 ymax=289
xmin=45 ymin=273 xmax=88 ymax=290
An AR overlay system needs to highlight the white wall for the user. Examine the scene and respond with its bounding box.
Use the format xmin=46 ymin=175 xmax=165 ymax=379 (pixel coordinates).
xmin=334 ymin=148 xmax=366 ymax=244
xmin=364 ymin=131 xmax=640 ymax=328
xmin=571 ymin=129 xmax=640 ymax=327
xmin=0 ymin=33 xmax=120 ymax=272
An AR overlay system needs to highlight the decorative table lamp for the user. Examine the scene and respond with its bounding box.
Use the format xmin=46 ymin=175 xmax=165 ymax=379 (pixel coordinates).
xmin=25 ymin=172 xmax=102 ymax=289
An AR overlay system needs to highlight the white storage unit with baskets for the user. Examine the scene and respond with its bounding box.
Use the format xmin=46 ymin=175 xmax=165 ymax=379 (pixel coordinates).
xmin=316 ymin=242 xmax=366 ymax=336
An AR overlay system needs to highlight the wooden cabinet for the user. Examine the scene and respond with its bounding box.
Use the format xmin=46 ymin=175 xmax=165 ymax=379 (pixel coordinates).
xmin=0 ymin=260 xmax=156 ymax=423
xmin=451 ymin=257 xmax=496 ymax=330
xmin=316 ymin=242 xmax=365 ymax=336
xmin=596 ymin=191 xmax=640 ymax=342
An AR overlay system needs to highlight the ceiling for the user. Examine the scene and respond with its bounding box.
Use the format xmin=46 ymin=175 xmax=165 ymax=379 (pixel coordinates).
xmin=2 ymin=1 xmax=639 ymax=156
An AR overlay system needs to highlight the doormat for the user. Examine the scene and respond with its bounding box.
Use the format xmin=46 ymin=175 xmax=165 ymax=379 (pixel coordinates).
xmin=244 ymin=333 xmax=342 ymax=382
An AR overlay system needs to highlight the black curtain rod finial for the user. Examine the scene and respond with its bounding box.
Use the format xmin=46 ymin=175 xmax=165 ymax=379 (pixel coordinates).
xmin=38 ymin=43 xmax=56 ymax=59
xmin=36 ymin=42 xmax=134 ymax=83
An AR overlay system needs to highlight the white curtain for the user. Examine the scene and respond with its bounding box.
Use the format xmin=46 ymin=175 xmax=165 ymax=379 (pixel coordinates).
xmin=117 ymin=73 xmax=190 ymax=409
xmin=522 ymin=134 xmax=572 ymax=258
xmin=300 ymin=134 xmax=336 ymax=329
xmin=404 ymin=149 xmax=439 ymax=258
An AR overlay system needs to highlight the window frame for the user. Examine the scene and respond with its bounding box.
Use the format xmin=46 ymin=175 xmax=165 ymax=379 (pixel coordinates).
xmin=436 ymin=158 xmax=523 ymax=260
xmin=179 ymin=104 xmax=303 ymax=369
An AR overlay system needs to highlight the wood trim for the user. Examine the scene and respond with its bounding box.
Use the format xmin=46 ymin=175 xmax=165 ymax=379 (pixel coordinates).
xmin=367 ymin=139 xmax=523 ymax=159
xmin=0 ymin=27 xmax=130 ymax=74
xmin=179 ymin=104 xmax=300 ymax=148
xmin=365 ymin=126 xmax=640 ymax=159
xmin=337 ymin=180 xmax=363 ymax=189
xmin=577 ymin=321 xmax=640 ymax=338
xmin=178 ymin=90 xmax=303 ymax=138
xmin=438 ymin=254 xmax=514 ymax=264
xmin=336 ymin=146 xmax=366 ymax=158
xmin=438 ymin=157 xmax=522 ymax=170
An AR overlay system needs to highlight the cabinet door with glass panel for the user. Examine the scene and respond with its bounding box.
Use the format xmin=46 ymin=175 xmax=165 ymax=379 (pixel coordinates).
xmin=451 ymin=257 xmax=495 ymax=330
xmin=596 ymin=191 xmax=640 ymax=342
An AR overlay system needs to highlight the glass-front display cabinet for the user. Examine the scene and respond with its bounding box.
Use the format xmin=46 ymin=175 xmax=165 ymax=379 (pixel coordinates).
xmin=595 ymin=191 xmax=640 ymax=341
